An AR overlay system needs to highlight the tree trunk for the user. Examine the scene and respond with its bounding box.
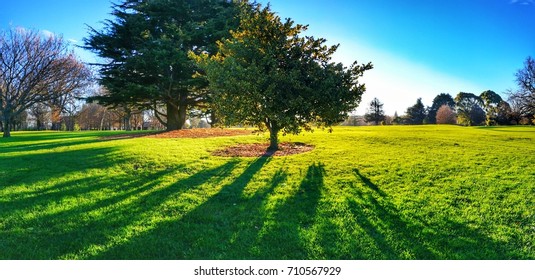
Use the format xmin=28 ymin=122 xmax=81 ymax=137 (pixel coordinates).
xmin=36 ymin=119 xmax=42 ymax=131
xmin=99 ymin=108 xmax=107 ymax=131
xmin=166 ymin=100 xmax=187 ymax=131
xmin=267 ymin=120 xmax=279 ymax=151
xmin=268 ymin=129 xmax=279 ymax=151
xmin=3 ymin=113 xmax=11 ymax=138
xmin=124 ymin=110 xmax=132 ymax=131
xmin=208 ymin=107 xmax=218 ymax=127
xmin=179 ymin=102 xmax=187 ymax=129
xmin=166 ymin=102 xmax=180 ymax=131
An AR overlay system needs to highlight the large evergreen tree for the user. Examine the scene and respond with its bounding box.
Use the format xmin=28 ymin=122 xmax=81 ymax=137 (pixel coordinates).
xmin=480 ymin=90 xmax=503 ymax=126
xmin=84 ymin=0 xmax=239 ymax=130
xmin=195 ymin=3 xmax=372 ymax=150
xmin=364 ymin=97 xmax=386 ymax=125
xmin=455 ymin=92 xmax=485 ymax=126
xmin=405 ymin=98 xmax=427 ymax=125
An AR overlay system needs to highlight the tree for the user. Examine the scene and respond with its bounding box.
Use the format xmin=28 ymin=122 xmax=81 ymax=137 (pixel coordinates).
xmin=436 ymin=105 xmax=456 ymax=124
xmin=470 ymin=105 xmax=486 ymax=125
xmin=364 ymin=98 xmax=385 ymax=125
xmin=480 ymin=90 xmax=503 ymax=126
xmin=77 ymin=102 xmax=108 ymax=130
xmin=195 ymin=3 xmax=372 ymax=150
xmin=404 ymin=98 xmax=427 ymax=125
xmin=495 ymin=100 xmax=513 ymax=125
xmin=506 ymin=91 xmax=530 ymax=124
xmin=392 ymin=111 xmax=402 ymax=125
xmin=0 ymin=29 xmax=90 ymax=137
xmin=455 ymin=92 xmax=484 ymax=126
xmin=29 ymin=103 xmax=50 ymax=130
xmin=84 ymin=0 xmax=239 ymax=131
xmin=427 ymin=93 xmax=455 ymax=124
xmin=508 ymin=56 xmax=535 ymax=122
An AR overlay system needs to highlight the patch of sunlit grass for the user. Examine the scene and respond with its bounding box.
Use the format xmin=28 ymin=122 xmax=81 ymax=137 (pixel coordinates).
xmin=0 ymin=126 xmax=533 ymax=259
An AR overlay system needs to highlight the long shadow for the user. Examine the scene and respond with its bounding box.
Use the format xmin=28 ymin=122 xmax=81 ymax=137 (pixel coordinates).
xmin=0 ymin=131 xmax=153 ymax=155
xmin=3 ymin=148 xmax=520 ymax=259
xmin=0 ymin=146 xmax=126 ymax=193
xmin=0 ymin=138 xmax=99 ymax=154
xmin=95 ymin=156 xmax=274 ymax=259
xmin=94 ymin=161 xmax=324 ymax=259
xmin=257 ymin=163 xmax=325 ymax=259
xmin=0 ymin=132 xmax=104 ymax=154
xmin=353 ymin=168 xmax=385 ymax=196
xmin=0 ymin=160 xmax=239 ymax=259
xmin=331 ymin=169 xmax=521 ymax=259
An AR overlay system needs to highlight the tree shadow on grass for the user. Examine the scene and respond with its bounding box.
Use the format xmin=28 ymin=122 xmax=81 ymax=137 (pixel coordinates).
xmin=319 ymin=168 xmax=521 ymax=259
xmin=0 ymin=146 xmax=126 ymax=194
xmin=256 ymin=162 xmax=325 ymax=259
xmin=0 ymin=159 xmax=239 ymax=259
xmin=92 ymin=160 xmax=326 ymax=259
xmin=2 ymin=150 xmax=520 ymax=259
xmin=95 ymin=156 xmax=274 ymax=259
xmin=0 ymin=132 xmax=106 ymax=154
xmin=91 ymin=165 xmax=527 ymax=259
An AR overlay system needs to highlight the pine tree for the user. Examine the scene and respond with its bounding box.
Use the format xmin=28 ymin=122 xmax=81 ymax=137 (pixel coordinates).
xmin=405 ymin=98 xmax=427 ymax=125
xmin=364 ymin=98 xmax=386 ymax=125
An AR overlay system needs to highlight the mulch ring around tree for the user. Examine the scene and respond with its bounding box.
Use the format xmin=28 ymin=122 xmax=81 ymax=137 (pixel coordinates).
xmin=212 ymin=142 xmax=314 ymax=157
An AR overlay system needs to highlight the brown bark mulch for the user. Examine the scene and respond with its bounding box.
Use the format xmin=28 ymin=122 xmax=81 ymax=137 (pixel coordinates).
xmin=100 ymin=128 xmax=253 ymax=140
xmin=100 ymin=128 xmax=314 ymax=157
xmin=146 ymin=128 xmax=254 ymax=138
xmin=212 ymin=142 xmax=314 ymax=157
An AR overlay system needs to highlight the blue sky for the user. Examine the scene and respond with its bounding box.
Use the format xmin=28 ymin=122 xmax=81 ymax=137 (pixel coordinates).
xmin=2 ymin=0 xmax=534 ymax=115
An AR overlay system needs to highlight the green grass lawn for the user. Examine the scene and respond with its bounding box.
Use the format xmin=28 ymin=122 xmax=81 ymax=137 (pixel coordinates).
xmin=0 ymin=126 xmax=534 ymax=259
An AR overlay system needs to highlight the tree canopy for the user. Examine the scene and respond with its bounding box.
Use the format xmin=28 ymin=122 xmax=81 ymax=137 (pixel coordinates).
xmin=480 ymin=90 xmax=503 ymax=126
xmin=364 ymin=97 xmax=386 ymax=125
xmin=405 ymin=98 xmax=427 ymax=125
xmin=436 ymin=105 xmax=456 ymax=124
xmin=0 ymin=29 xmax=90 ymax=137
xmin=194 ymin=3 xmax=372 ymax=150
xmin=455 ymin=92 xmax=485 ymax=126
xmin=84 ymin=0 xmax=240 ymax=131
xmin=427 ymin=93 xmax=455 ymax=124
xmin=508 ymin=56 xmax=535 ymax=123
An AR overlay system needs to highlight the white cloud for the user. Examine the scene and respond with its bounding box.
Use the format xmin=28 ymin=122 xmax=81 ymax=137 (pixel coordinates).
xmin=331 ymin=39 xmax=486 ymax=115
xmin=510 ymin=0 xmax=534 ymax=5
xmin=40 ymin=29 xmax=55 ymax=38
xmin=67 ymin=38 xmax=78 ymax=44
xmin=14 ymin=26 xmax=28 ymax=34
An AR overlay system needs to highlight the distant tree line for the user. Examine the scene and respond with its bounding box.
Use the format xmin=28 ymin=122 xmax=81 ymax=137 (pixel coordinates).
xmin=355 ymin=56 xmax=535 ymax=126
xmin=3 ymin=0 xmax=533 ymax=141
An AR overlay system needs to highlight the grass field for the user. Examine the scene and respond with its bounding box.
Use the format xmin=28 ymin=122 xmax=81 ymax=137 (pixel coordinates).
xmin=0 ymin=125 xmax=534 ymax=259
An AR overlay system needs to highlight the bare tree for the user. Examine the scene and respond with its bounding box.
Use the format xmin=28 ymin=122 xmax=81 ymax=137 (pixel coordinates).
xmin=78 ymin=102 xmax=107 ymax=130
xmin=508 ymin=57 xmax=535 ymax=122
xmin=29 ymin=102 xmax=50 ymax=130
xmin=0 ymin=29 xmax=90 ymax=137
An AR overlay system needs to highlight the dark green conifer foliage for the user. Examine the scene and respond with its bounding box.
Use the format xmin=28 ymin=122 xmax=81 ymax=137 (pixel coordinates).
xmin=84 ymin=0 xmax=239 ymax=130
xmin=194 ymin=3 xmax=372 ymax=150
